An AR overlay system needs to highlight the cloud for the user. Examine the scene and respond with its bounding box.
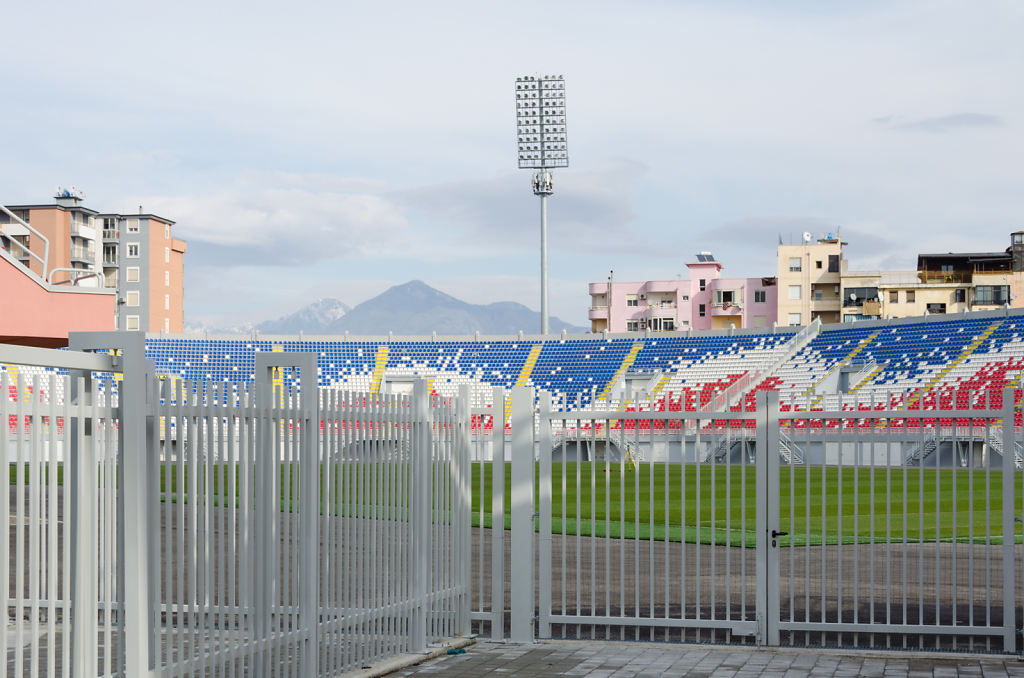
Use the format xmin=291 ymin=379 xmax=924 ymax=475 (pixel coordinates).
xmin=127 ymin=174 xmax=410 ymax=266
xmin=394 ymin=158 xmax=654 ymax=256
xmin=876 ymin=113 xmax=1003 ymax=133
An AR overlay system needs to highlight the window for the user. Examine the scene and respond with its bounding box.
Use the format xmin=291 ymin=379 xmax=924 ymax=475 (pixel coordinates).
xmin=164 ymin=294 xmax=170 ymax=311
xmin=626 ymin=321 xmax=639 ymax=332
xmin=788 ymin=285 xmax=802 ymax=300
xmin=127 ymin=219 xmax=140 ymax=233
xmin=754 ymin=290 xmax=766 ymax=303
xmin=813 ymin=289 xmax=823 ymax=301
xmin=827 ymin=254 xmax=840 ymax=273
xmin=698 ymin=304 xmax=706 ymax=317
xmin=165 ymin=247 xmax=170 ymax=263
xmin=681 ymin=295 xmax=689 ymax=301
xmin=164 ymin=271 xmax=170 ymax=286
xmin=975 ymin=285 xmax=1009 ymax=305
xmin=127 ymin=243 xmax=140 ymax=258
xmin=954 ymin=288 xmax=966 ymax=303
xmin=699 ymin=279 xmax=706 ymax=291
xmin=164 ymin=318 xmax=170 ymax=333
xmin=126 ymin=266 xmax=140 ymax=282
xmin=788 ymin=313 xmax=802 ymax=326
xmin=843 ymin=287 xmax=878 ymax=307
xmin=906 ymin=290 xmax=915 ymax=303
xmin=926 ymin=303 xmax=947 ymax=314
xmin=788 ymin=258 xmax=802 ymax=272
xmin=626 ymin=294 xmax=638 ymax=307
xmin=126 ymin=315 xmax=140 ymax=331
xmin=1015 ymin=233 xmax=1023 ymax=245
xmin=165 ymin=224 xmax=170 ymax=239
xmin=126 ymin=291 xmax=139 ymax=306
xmin=662 ymin=318 xmax=674 ymax=331
xmin=815 ymin=260 xmax=822 ymax=269
xmin=889 ymin=290 xmax=898 ymax=303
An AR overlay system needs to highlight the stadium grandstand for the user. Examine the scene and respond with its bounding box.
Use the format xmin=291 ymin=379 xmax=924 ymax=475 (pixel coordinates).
xmin=130 ymin=308 xmax=1024 ymax=414
xmin=5 ymin=307 xmax=1024 ymax=467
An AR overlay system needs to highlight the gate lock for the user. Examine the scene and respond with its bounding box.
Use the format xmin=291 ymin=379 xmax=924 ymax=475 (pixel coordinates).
xmin=771 ymin=529 xmax=788 ymax=547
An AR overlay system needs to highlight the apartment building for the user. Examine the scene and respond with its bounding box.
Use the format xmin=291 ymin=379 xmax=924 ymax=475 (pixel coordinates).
xmin=776 ymin=234 xmax=844 ymax=326
xmin=1 ymin=189 xmax=187 ymax=332
xmin=588 ymin=253 xmax=778 ymax=333
xmin=778 ymin=231 xmax=1024 ymax=324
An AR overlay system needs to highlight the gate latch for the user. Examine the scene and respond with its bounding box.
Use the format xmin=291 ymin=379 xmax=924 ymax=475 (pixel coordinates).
xmin=771 ymin=529 xmax=788 ymax=547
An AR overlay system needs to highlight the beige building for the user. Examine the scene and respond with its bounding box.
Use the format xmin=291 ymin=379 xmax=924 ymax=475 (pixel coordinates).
xmin=776 ymin=235 xmax=844 ymax=326
xmin=778 ymin=231 xmax=1024 ymax=325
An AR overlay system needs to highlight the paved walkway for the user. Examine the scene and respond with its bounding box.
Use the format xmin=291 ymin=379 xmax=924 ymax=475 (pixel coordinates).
xmin=389 ymin=640 xmax=1024 ymax=678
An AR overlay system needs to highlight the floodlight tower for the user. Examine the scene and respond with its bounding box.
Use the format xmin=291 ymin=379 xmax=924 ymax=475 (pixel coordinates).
xmin=516 ymin=74 xmax=568 ymax=334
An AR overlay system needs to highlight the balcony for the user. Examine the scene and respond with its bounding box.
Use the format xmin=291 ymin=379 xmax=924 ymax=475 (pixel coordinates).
xmin=103 ymin=255 xmax=118 ymax=266
xmin=69 ymin=250 xmax=95 ymax=265
xmin=711 ymin=302 xmax=742 ymax=314
xmin=644 ymin=281 xmax=680 ymax=293
xmin=103 ymin=229 xmax=118 ymax=241
xmin=919 ymin=271 xmax=971 ymax=284
xmin=810 ymin=298 xmax=841 ymax=311
xmin=588 ymin=282 xmax=611 ymax=294
xmin=588 ymin=306 xmax=608 ymax=320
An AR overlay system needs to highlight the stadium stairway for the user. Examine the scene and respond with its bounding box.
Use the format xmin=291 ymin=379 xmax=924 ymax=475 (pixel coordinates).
xmin=803 ymin=330 xmax=881 ymax=405
xmin=514 ymin=344 xmax=544 ymax=387
xmin=847 ymin=363 xmax=884 ymax=394
xmin=597 ymin=342 xmax=644 ymax=401
xmin=370 ymin=345 xmax=389 ymax=393
xmin=904 ymin=320 xmax=1002 ymax=409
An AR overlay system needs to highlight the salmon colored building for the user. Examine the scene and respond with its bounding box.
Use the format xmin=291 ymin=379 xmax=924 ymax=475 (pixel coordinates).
xmin=1 ymin=189 xmax=187 ymax=334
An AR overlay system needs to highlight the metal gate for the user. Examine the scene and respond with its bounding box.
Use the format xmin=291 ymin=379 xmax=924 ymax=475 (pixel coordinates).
xmin=535 ymin=389 xmax=762 ymax=644
xmin=508 ymin=386 xmax=1021 ymax=652
xmin=768 ymin=390 xmax=1018 ymax=651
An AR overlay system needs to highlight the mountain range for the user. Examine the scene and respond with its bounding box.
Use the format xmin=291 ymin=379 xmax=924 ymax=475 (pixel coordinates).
xmin=243 ymin=280 xmax=586 ymax=335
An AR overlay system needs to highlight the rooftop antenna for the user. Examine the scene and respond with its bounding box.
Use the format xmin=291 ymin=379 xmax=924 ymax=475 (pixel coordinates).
xmin=516 ymin=73 xmax=568 ymax=334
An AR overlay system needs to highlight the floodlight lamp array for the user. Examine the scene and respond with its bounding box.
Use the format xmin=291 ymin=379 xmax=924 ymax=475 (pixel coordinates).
xmin=515 ymin=74 xmax=568 ymax=169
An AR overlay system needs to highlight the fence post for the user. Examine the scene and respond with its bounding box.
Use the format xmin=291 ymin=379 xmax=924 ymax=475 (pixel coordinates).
xmin=457 ymin=384 xmax=473 ymax=637
xmin=411 ymin=379 xmax=433 ymax=653
xmin=1001 ymin=387 xmax=1017 ymax=653
xmin=509 ymin=386 xmax=535 ymax=643
xmin=491 ymin=386 xmax=506 ymax=640
xmin=537 ymin=391 xmax=553 ymax=639
xmin=68 ymin=367 xmax=97 ymax=676
xmin=69 ymin=331 xmax=155 ymax=677
xmin=255 ymin=352 xmax=320 ymax=674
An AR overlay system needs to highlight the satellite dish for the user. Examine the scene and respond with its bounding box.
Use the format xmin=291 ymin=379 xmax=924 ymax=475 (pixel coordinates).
xmin=802 ymin=231 xmax=813 ymax=243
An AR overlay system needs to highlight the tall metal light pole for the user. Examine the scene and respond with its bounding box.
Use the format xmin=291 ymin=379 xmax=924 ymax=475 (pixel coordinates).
xmin=516 ymin=74 xmax=568 ymax=334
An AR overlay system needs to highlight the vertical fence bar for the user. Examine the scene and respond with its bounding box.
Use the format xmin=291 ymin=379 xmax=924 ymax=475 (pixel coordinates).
xmin=0 ymin=372 xmax=7 ymax=673
xmin=458 ymin=385 xmax=473 ymax=637
xmin=70 ymin=370 xmax=97 ymax=676
xmin=763 ymin=390 xmax=781 ymax=645
xmin=537 ymin=391 xmax=553 ymax=639
xmin=411 ymin=379 xmax=432 ymax=653
xmin=491 ymin=386 xmax=506 ymax=640
xmin=1001 ymin=387 xmax=1017 ymax=652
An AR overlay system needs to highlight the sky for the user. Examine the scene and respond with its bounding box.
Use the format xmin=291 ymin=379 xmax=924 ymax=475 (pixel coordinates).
xmin=3 ymin=1 xmax=1023 ymax=329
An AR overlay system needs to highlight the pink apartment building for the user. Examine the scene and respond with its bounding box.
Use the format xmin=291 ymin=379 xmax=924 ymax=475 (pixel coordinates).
xmin=588 ymin=253 xmax=779 ymax=333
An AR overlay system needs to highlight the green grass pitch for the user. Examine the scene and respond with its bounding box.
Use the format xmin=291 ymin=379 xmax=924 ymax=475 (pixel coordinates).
xmin=471 ymin=462 xmax=1024 ymax=547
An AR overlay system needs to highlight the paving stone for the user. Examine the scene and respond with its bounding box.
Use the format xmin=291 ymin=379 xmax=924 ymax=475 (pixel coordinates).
xmin=392 ymin=641 xmax=1024 ymax=678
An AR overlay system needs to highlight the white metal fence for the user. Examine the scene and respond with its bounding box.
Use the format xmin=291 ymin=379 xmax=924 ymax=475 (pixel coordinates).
xmin=481 ymin=386 xmax=1024 ymax=652
xmin=3 ymin=338 xmax=471 ymax=678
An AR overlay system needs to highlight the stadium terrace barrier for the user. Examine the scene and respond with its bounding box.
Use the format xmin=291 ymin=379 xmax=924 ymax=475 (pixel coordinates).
xmin=2 ymin=335 xmax=471 ymax=677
